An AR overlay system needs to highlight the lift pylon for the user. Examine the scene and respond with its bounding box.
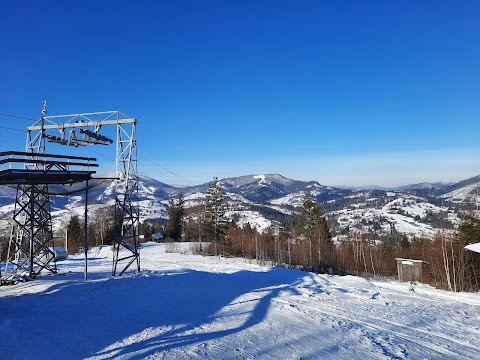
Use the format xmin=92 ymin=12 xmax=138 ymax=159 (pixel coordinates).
xmin=112 ymin=120 xmax=140 ymax=276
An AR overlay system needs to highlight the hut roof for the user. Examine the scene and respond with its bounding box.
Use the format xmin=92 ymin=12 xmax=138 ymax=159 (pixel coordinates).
xmin=465 ymin=243 xmax=480 ymax=254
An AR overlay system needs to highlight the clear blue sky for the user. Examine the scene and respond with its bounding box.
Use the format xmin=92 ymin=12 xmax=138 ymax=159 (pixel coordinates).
xmin=1 ymin=1 xmax=479 ymax=187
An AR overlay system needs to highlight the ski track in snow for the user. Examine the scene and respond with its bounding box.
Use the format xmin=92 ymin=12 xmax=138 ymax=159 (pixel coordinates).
xmin=1 ymin=243 xmax=479 ymax=360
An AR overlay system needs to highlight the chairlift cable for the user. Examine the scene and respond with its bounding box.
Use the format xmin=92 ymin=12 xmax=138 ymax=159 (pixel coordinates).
xmin=137 ymin=153 xmax=196 ymax=187
xmin=84 ymin=147 xmax=195 ymax=187
xmin=0 ymin=125 xmax=25 ymax=132
xmin=0 ymin=112 xmax=36 ymax=121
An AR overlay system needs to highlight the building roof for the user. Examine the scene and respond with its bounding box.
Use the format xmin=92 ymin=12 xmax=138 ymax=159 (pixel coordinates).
xmin=395 ymin=258 xmax=425 ymax=264
xmin=465 ymin=242 xmax=480 ymax=254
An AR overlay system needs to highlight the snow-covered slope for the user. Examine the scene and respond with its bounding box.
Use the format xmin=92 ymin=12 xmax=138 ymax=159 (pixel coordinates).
xmin=1 ymin=243 xmax=478 ymax=359
xmin=440 ymin=175 xmax=480 ymax=204
xmin=331 ymin=192 xmax=458 ymax=238
xmin=441 ymin=184 xmax=480 ymax=205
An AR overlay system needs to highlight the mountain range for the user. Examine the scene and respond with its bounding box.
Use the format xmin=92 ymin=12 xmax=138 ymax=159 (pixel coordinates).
xmin=1 ymin=173 xmax=479 ymax=239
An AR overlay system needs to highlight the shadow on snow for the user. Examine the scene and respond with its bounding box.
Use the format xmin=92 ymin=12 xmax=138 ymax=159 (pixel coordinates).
xmin=1 ymin=267 xmax=305 ymax=359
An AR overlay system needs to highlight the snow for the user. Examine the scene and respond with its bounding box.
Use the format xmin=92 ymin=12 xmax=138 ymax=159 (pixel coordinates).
xmin=465 ymin=242 xmax=480 ymax=254
xmin=0 ymin=203 xmax=14 ymax=216
xmin=225 ymin=192 xmax=253 ymax=205
xmin=253 ymin=174 xmax=271 ymax=187
xmin=253 ymin=174 xmax=266 ymax=181
xmin=185 ymin=192 xmax=207 ymax=200
xmin=441 ymin=183 xmax=479 ymax=203
xmin=138 ymin=183 xmax=157 ymax=196
xmin=270 ymin=192 xmax=304 ymax=207
xmin=332 ymin=193 xmax=456 ymax=238
xmin=228 ymin=210 xmax=272 ymax=233
xmin=1 ymin=243 xmax=479 ymax=360
xmin=269 ymin=191 xmax=313 ymax=208
xmin=267 ymin=204 xmax=293 ymax=215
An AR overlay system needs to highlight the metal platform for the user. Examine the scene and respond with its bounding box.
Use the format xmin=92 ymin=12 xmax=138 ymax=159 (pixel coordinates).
xmin=0 ymin=151 xmax=97 ymax=185
xmin=0 ymin=169 xmax=95 ymax=185
xmin=1 ymin=151 xmax=98 ymax=283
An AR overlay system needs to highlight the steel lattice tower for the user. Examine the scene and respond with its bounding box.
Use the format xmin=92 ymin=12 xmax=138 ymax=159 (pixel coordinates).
xmin=5 ymin=104 xmax=56 ymax=279
xmin=112 ymin=120 xmax=140 ymax=275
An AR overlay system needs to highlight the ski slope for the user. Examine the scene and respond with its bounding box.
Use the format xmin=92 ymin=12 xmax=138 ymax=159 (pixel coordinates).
xmin=1 ymin=243 xmax=479 ymax=359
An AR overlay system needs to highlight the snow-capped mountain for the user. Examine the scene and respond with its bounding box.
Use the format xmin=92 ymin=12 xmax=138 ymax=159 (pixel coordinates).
xmin=0 ymin=173 xmax=479 ymax=238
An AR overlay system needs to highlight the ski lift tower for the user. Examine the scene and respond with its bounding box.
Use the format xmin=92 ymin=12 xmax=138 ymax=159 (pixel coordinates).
xmin=3 ymin=103 xmax=140 ymax=280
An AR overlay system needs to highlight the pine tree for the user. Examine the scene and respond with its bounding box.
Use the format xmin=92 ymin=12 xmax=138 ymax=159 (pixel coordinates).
xmin=204 ymin=176 xmax=228 ymax=255
xmin=67 ymin=214 xmax=83 ymax=254
xmin=165 ymin=193 xmax=185 ymax=242
xmin=294 ymin=191 xmax=332 ymax=269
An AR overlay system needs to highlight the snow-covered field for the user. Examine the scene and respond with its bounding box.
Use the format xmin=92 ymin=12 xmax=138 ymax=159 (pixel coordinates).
xmin=1 ymin=243 xmax=479 ymax=360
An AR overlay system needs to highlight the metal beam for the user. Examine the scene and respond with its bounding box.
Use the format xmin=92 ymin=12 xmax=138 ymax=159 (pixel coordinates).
xmin=28 ymin=118 xmax=136 ymax=131
xmin=0 ymin=151 xmax=96 ymax=161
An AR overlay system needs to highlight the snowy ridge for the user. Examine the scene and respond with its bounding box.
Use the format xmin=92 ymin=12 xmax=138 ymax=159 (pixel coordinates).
xmin=439 ymin=175 xmax=480 ymax=203
xmin=441 ymin=183 xmax=479 ymax=203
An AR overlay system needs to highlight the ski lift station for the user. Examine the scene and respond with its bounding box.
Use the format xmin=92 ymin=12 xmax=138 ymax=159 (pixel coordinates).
xmin=1 ymin=102 xmax=140 ymax=285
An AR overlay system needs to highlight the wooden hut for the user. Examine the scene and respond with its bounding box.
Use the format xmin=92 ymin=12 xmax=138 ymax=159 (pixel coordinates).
xmin=151 ymin=232 xmax=164 ymax=242
xmin=395 ymin=258 xmax=425 ymax=282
